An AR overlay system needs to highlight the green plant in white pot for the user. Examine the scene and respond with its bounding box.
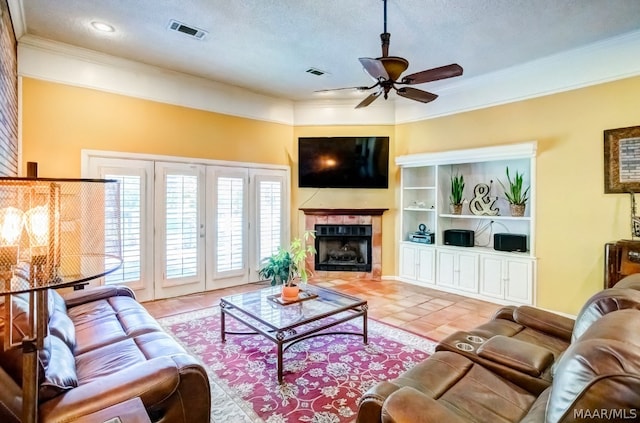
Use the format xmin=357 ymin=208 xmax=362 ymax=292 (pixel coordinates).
xmin=258 ymin=230 xmax=316 ymax=299
xmin=498 ymin=167 xmax=530 ymax=217
xmin=449 ymin=173 xmax=465 ymax=214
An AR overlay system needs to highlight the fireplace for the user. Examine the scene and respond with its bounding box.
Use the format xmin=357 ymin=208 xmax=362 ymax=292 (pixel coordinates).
xmin=301 ymin=208 xmax=387 ymax=280
xmin=314 ymin=224 xmax=372 ymax=272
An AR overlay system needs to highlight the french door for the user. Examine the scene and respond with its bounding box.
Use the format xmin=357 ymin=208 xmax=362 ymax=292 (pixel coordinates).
xmin=85 ymin=153 xmax=288 ymax=301
xmin=154 ymin=162 xmax=206 ymax=299
xmin=88 ymin=158 xmax=155 ymax=301
xmin=205 ymin=167 xmax=289 ymax=289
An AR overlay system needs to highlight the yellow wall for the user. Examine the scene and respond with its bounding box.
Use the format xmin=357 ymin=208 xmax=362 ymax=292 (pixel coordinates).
xmin=21 ymin=78 xmax=293 ymax=177
xmin=21 ymin=75 xmax=640 ymax=314
xmin=396 ymin=75 xmax=640 ymax=314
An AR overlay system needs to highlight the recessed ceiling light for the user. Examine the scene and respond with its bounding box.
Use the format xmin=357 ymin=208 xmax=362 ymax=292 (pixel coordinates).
xmin=91 ymin=21 xmax=115 ymax=32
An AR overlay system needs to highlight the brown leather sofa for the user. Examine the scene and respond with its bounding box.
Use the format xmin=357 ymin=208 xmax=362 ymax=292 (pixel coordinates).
xmin=356 ymin=275 xmax=640 ymax=423
xmin=0 ymin=286 xmax=210 ymax=423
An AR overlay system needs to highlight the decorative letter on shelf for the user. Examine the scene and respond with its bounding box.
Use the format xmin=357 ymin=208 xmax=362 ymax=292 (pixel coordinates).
xmin=469 ymin=183 xmax=499 ymax=216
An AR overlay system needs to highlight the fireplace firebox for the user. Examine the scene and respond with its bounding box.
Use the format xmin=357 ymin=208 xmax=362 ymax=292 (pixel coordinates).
xmin=314 ymin=224 xmax=372 ymax=272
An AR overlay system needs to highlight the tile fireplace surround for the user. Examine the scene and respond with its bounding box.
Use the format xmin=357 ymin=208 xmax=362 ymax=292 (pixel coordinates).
xmin=301 ymin=208 xmax=387 ymax=280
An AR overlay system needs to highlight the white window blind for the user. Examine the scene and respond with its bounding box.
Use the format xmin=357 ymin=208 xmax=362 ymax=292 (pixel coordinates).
xmin=165 ymin=174 xmax=198 ymax=279
xmin=259 ymin=180 xmax=282 ymax=262
xmin=216 ymin=176 xmax=244 ymax=272
xmin=105 ymin=174 xmax=141 ymax=284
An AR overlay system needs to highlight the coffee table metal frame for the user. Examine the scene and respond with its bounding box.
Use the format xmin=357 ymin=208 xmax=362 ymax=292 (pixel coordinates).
xmin=220 ymin=285 xmax=368 ymax=383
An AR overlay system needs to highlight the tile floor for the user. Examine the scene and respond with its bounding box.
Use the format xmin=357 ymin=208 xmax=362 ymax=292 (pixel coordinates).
xmin=143 ymin=278 xmax=503 ymax=342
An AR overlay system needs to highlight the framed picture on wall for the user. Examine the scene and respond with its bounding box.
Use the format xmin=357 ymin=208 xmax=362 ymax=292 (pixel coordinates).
xmin=604 ymin=125 xmax=640 ymax=193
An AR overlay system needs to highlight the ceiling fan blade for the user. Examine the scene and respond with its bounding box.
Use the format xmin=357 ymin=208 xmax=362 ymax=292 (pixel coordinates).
xmin=355 ymin=91 xmax=382 ymax=109
xmin=359 ymin=57 xmax=389 ymax=81
xmin=396 ymin=87 xmax=438 ymax=104
xmin=400 ymin=63 xmax=463 ymax=85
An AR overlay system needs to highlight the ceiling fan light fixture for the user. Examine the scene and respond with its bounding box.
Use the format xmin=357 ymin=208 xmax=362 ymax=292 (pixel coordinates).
xmin=379 ymin=57 xmax=409 ymax=81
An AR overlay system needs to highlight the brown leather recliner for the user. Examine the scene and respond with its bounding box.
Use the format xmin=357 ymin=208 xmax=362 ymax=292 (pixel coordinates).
xmin=360 ymin=309 xmax=640 ymax=423
xmin=356 ymin=276 xmax=640 ymax=423
xmin=432 ymin=280 xmax=640 ymax=394
xmin=0 ymin=286 xmax=210 ymax=423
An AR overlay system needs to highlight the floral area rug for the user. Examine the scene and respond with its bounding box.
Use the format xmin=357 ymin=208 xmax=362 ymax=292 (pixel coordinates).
xmin=159 ymin=308 xmax=436 ymax=423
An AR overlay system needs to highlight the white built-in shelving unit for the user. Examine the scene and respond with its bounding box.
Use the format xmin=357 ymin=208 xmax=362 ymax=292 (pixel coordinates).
xmin=396 ymin=142 xmax=537 ymax=305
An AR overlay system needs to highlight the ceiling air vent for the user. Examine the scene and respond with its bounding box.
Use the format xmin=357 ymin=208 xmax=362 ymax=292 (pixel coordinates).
xmin=168 ymin=19 xmax=208 ymax=40
xmin=306 ymin=67 xmax=329 ymax=76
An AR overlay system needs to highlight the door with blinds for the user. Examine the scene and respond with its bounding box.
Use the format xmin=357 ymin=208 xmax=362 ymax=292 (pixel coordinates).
xmin=205 ymin=167 xmax=289 ymax=289
xmin=250 ymin=169 xmax=289 ymax=280
xmin=86 ymin=157 xmax=155 ymax=302
xmin=155 ymin=162 xmax=206 ymax=299
xmin=85 ymin=152 xmax=288 ymax=300
xmin=205 ymin=167 xmax=248 ymax=288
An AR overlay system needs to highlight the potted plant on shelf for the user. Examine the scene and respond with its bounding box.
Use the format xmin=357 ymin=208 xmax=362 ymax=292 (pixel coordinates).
xmin=258 ymin=230 xmax=316 ymax=300
xmin=499 ymin=167 xmax=530 ymax=217
xmin=449 ymin=172 xmax=465 ymax=214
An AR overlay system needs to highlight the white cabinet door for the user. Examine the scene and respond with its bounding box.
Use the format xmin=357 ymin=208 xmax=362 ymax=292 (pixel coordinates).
xmin=399 ymin=243 xmax=418 ymax=280
xmin=457 ymin=251 xmax=479 ymax=292
xmin=417 ymin=247 xmax=436 ymax=284
xmin=437 ymin=248 xmax=479 ymax=292
xmin=480 ymin=255 xmax=505 ymax=299
xmin=399 ymin=243 xmax=436 ymax=285
xmin=480 ymin=254 xmax=534 ymax=304
xmin=504 ymin=258 xmax=533 ymax=304
xmin=436 ymin=249 xmax=457 ymax=288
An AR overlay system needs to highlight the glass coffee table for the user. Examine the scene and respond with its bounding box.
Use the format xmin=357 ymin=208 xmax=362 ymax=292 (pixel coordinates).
xmin=220 ymin=284 xmax=368 ymax=383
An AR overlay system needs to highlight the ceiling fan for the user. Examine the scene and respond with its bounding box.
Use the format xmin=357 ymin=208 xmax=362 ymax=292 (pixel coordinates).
xmin=319 ymin=0 xmax=463 ymax=109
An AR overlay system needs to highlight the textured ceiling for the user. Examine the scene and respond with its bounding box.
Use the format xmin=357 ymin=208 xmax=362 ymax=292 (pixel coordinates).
xmin=16 ymin=0 xmax=640 ymax=102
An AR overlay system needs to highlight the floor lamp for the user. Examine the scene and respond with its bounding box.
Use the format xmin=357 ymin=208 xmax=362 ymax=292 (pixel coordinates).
xmin=0 ymin=177 xmax=122 ymax=423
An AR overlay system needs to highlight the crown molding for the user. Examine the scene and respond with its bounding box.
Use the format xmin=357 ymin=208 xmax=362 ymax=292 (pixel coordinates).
xmin=14 ymin=27 xmax=640 ymax=127
xmin=17 ymin=35 xmax=295 ymax=125
xmin=6 ymin=0 xmax=26 ymax=38
xmin=394 ymin=29 xmax=640 ymax=123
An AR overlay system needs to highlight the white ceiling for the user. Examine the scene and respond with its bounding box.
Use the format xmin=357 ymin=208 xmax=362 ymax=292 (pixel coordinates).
xmin=11 ymin=0 xmax=640 ymax=104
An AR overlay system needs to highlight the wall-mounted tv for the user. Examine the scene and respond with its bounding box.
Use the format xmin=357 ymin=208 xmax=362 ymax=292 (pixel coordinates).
xmin=298 ymin=136 xmax=389 ymax=189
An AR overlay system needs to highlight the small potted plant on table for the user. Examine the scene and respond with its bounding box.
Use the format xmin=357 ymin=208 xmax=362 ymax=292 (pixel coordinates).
xmin=499 ymin=167 xmax=530 ymax=217
xmin=258 ymin=230 xmax=316 ymax=300
xmin=449 ymin=172 xmax=465 ymax=214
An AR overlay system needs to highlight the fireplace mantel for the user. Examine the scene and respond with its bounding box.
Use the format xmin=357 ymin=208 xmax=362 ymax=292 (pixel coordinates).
xmin=300 ymin=208 xmax=388 ymax=216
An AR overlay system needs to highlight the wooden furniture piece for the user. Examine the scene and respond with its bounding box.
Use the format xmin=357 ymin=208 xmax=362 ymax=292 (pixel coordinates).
xmin=220 ymin=285 xmax=368 ymax=383
xmin=605 ymin=239 xmax=640 ymax=288
xmin=73 ymin=398 xmax=151 ymax=423
xmin=396 ymin=142 xmax=537 ymax=305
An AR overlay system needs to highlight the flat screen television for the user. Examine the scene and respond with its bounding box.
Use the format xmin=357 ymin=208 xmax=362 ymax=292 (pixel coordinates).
xmin=298 ymin=136 xmax=389 ymax=189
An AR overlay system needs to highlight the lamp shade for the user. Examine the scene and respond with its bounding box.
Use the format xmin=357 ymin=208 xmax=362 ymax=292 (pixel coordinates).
xmin=0 ymin=177 xmax=122 ymax=294
xmin=0 ymin=207 xmax=23 ymax=246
